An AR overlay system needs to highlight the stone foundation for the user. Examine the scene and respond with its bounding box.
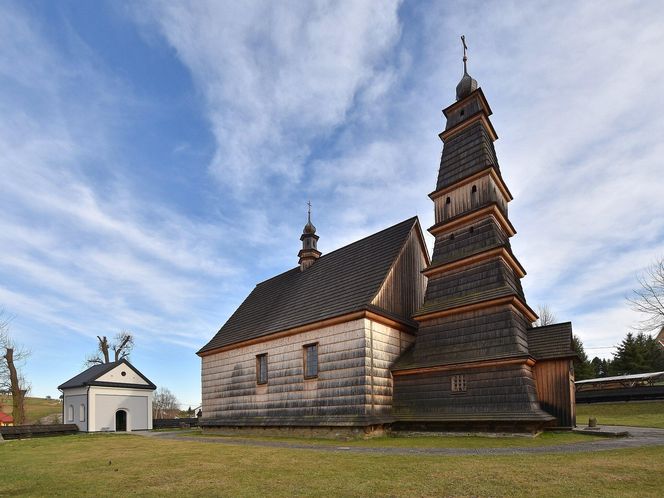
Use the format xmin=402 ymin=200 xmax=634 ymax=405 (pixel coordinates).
xmin=201 ymin=423 xmax=389 ymax=440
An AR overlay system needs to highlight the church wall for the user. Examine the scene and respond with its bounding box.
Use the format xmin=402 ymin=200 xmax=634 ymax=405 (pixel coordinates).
xmin=393 ymin=362 xmax=542 ymax=422
xmin=364 ymin=319 xmax=415 ymax=417
xmin=372 ymin=227 xmax=428 ymax=318
xmin=201 ymin=318 xmax=373 ymax=424
xmin=533 ymin=359 xmax=576 ymax=428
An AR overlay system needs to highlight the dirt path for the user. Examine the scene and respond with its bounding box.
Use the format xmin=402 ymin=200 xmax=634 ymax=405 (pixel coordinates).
xmin=134 ymin=426 xmax=664 ymax=456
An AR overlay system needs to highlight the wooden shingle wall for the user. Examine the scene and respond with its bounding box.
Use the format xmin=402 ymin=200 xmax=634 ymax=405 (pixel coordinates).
xmin=393 ymin=363 xmax=542 ymax=421
xmin=365 ymin=320 xmax=415 ymax=417
xmin=201 ymin=318 xmax=413 ymax=425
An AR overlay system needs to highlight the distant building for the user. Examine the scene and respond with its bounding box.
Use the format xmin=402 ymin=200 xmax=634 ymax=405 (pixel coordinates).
xmin=0 ymin=412 xmax=13 ymax=427
xmin=58 ymin=359 xmax=156 ymax=432
xmin=198 ymin=41 xmax=576 ymax=434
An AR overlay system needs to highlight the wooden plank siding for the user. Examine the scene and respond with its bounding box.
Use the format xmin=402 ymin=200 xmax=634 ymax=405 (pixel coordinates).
xmin=433 ymin=172 xmax=508 ymax=225
xmin=533 ymin=359 xmax=576 ymax=428
xmin=371 ymin=226 xmax=428 ymax=318
xmin=201 ymin=318 xmax=413 ymax=426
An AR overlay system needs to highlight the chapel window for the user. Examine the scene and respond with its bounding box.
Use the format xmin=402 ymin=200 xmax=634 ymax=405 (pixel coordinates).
xmin=68 ymin=404 xmax=74 ymax=422
xmin=303 ymin=343 xmax=319 ymax=379
xmin=80 ymin=404 xmax=86 ymax=422
xmin=256 ymin=354 xmax=268 ymax=385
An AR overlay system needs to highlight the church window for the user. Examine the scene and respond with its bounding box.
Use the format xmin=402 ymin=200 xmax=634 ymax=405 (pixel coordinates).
xmin=450 ymin=233 xmax=455 ymax=240
xmin=471 ymin=185 xmax=477 ymax=193
xmin=256 ymin=354 xmax=268 ymax=385
xmin=469 ymin=226 xmax=474 ymax=234
xmin=446 ymin=197 xmax=451 ymax=204
xmin=303 ymin=343 xmax=319 ymax=379
xmin=80 ymin=404 xmax=86 ymax=422
xmin=68 ymin=404 xmax=74 ymax=422
xmin=451 ymin=375 xmax=467 ymax=393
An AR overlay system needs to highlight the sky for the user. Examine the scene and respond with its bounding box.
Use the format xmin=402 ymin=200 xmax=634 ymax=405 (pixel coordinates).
xmin=1 ymin=0 xmax=663 ymax=408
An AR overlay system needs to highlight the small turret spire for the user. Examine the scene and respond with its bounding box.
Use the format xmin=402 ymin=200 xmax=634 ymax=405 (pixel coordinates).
xmin=298 ymin=201 xmax=321 ymax=271
xmin=455 ymin=34 xmax=478 ymax=101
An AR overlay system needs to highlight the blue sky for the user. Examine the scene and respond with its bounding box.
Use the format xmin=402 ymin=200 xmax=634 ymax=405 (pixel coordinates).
xmin=1 ymin=1 xmax=663 ymax=408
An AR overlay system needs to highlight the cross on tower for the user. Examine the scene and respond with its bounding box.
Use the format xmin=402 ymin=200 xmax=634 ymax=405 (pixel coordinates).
xmin=461 ymin=35 xmax=468 ymax=73
xmin=307 ymin=200 xmax=312 ymax=222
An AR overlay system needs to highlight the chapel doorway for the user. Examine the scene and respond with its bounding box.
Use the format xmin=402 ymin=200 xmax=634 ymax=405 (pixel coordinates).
xmin=115 ymin=410 xmax=127 ymax=432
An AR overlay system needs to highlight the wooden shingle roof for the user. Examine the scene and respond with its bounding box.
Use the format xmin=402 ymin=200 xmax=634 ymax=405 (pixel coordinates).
xmin=527 ymin=322 xmax=576 ymax=360
xmin=198 ymin=217 xmax=421 ymax=354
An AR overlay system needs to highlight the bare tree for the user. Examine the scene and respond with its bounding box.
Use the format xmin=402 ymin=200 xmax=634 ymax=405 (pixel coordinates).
xmin=152 ymin=387 xmax=180 ymax=419
xmin=0 ymin=310 xmax=30 ymax=425
xmin=629 ymin=258 xmax=664 ymax=333
xmin=533 ymin=304 xmax=556 ymax=327
xmin=86 ymin=331 xmax=134 ymax=366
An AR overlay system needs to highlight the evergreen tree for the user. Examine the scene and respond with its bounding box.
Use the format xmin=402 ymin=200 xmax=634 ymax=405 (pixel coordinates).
xmin=571 ymin=335 xmax=594 ymax=380
xmin=611 ymin=332 xmax=664 ymax=374
xmin=590 ymin=356 xmax=612 ymax=377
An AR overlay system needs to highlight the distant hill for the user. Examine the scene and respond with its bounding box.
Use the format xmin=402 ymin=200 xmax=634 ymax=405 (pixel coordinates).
xmin=0 ymin=396 xmax=62 ymax=424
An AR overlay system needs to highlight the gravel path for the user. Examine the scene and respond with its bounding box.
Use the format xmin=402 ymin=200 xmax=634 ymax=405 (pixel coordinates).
xmin=134 ymin=426 xmax=664 ymax=456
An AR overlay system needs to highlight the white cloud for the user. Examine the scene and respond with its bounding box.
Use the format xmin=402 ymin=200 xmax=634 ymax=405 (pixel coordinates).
xmin=138 ymin=0 xmax=402 ymax=195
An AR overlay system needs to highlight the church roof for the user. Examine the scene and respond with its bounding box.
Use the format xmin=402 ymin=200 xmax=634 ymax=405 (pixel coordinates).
xmin=527 ymin=322 xmax=576 ymax=360
xmin=199 ymin=217 xmax=421 ymax=354
xmin=58 ymin=359 xmax=156 ymax=390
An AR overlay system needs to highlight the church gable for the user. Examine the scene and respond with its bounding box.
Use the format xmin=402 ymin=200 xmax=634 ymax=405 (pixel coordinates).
xmin=371 ymin=221 xmax=429 ymax=319
xmin=96 ymin=363 xmax=151 ymax=386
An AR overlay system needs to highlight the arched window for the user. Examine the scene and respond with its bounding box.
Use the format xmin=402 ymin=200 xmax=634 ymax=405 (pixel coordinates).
xmin=469 ymin=226 xmax=474 ymax=234
xmin=446 ymin=197 xmax=451 ymax=204
xmin=80 ymin=404 xmax=86 ymax=422
xmin=471 ymin=185 xmax=477 ymax=194
xmin=68 ymin=404 xmax=74 ymax=422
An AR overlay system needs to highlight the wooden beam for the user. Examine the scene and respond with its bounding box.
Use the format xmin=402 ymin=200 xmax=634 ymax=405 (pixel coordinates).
xmin=423 ymin=247 xmax=526 ymax=279
xmin=393 ymin=356 xmax=535 ymax=376
xmin=428 ymin=203 xmax=516 ymax=238
xmin=439 ymin=112 xmax=498 ymax=143
xmin=198 ymin=309 xmax=416 ymax=357
xmin=413 ymin=295 xmax=537 ymax=323
xmin=429 ymin=166 xmax=513 ymax=202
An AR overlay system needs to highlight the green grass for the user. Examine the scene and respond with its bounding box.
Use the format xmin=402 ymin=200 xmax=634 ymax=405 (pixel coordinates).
xmin=0 ymin=396 xmax=61 ymax=424
xmin=576 ymin=400 xmax=664 ymax=429
xmin=1 ymin=434 xmax=663 ymax=497
xmin=198 ymin=430 xmax=602 ymax=448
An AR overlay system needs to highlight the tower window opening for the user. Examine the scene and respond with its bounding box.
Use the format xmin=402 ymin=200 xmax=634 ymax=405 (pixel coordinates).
xmin=469 ymin=226 xmax=474 ymax=234
xmin=471 ymin=185 xmax=477 ymax=193
xmin=460 ymin=109 xmax=465 ymax=116
xmin=450 ymin=233 xmax=455 ymax=240
xmin=446 ymin=197 xmax=451 ymax=205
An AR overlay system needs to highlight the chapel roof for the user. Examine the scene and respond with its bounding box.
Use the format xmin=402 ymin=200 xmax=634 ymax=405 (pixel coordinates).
xmin=199 ymin=217 xmax=422 ymax=354
xmin=527 ymin=322 xmax=576 ymax=360
xmin=58 ymin=359 xmax=156 ymax=390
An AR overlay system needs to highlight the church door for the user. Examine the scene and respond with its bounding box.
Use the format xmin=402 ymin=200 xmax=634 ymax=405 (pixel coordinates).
xmin=115 ymin=410 xmax=127 ymax=432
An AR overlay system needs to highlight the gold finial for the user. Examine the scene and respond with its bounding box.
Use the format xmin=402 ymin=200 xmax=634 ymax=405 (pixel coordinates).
xmin=461 ymin=35 xmax=468 ymax=74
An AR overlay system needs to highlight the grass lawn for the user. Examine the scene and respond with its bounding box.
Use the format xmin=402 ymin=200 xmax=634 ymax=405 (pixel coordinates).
xmin=1 ymin=434 xmax=663 ymax=497
xmin=198 ymin=430 xmax=603 ymax=448
xmin=576 ymin=400 xmax=664 ymax=429
xmin=0 ymin=396 xmax=61 ymax=424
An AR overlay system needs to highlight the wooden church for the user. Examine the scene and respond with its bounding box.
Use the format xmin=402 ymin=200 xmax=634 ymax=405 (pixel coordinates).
xmin=198 ymin=42 xmax=576 ymax=435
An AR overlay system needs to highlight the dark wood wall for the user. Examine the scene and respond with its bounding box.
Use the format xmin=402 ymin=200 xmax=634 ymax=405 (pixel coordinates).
xmin=372 ymin=227 xmax=428 ymax=318
xmin=533 ymin=359 xmax=575 ymax=428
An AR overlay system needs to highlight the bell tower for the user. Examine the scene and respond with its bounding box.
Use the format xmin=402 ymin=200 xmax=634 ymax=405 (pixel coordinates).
xmin=298 ymin=201 xmax=321 ymax=271
xmin=391 ymin=37 xmax=555 ymax=431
